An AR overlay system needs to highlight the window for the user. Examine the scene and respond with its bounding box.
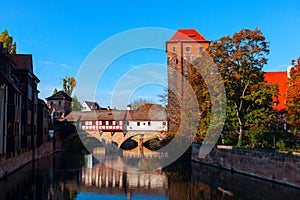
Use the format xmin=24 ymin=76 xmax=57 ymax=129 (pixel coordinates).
xmin=163 ymin=122 xmax=166 ymax=126
xmin=137 ymin=122 xmax=140 ymax=126
xmin=109 ymin=121 xmax=113 ymax=125
xmin=50 ymin=101 xmax=53 ymax=106
xmin=186 ymin=47 xmax=190 ymax=52
xmin=148 ymin=122 xmax=151 ymax=126
xmin=172 ymin=46 xmax=176 ymax=52
xmin=199 ymin=46 xmax=203 ymax=52
xmin=58 ymin=101 xmax=61 ymax=106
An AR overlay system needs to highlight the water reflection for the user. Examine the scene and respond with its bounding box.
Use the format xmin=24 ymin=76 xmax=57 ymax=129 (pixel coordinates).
xmin=0 ymin=150 xmax=299 ymax=200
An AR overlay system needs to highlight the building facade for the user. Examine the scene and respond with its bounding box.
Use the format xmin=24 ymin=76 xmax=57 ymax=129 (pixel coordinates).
xmin=166 ymin=29 xmax=210 ymax=132
xmin=46 ymin=91 xmax=72 ymax=120
xmin=0 ymin=42 xmax=48 ymax=154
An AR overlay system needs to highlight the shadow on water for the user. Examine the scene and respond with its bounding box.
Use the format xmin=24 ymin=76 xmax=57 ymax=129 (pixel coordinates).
xmin=0 ymin=148 xmax=299 ymax=200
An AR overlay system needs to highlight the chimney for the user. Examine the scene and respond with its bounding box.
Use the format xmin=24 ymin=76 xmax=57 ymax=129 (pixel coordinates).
xmin=127 ymin=104 xmax=131 ymax=110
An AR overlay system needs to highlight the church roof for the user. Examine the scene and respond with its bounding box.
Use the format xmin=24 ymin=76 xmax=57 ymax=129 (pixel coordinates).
xmin=46 ymin=91 xmax=72 ymax=101
xmin=168 ymin=29 xmax=210 ymax=42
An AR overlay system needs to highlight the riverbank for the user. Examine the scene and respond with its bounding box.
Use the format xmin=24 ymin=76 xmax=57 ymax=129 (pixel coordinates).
xmin=191 ymin=143 xmax=300 ymax=188
xmin=0 ymin=142 xmax=53 ymax=179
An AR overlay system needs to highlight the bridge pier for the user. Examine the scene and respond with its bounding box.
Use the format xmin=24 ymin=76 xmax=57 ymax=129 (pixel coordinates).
xmin=138 ymin=136 xmax=144 ymax=155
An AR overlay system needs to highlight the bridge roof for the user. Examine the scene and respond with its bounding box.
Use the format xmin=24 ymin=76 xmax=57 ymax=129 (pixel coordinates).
xmin=126 ymin=110 xmax=167 ymax=121
xmin=62 ymin=110 xmax=167 ymax=122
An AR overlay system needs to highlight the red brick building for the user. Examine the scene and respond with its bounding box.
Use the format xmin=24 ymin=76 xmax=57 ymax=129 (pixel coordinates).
xmin=166 ymin=29 xmax=211 ymax=131
xmin=166 ymin=29 xmax=289 ymax=132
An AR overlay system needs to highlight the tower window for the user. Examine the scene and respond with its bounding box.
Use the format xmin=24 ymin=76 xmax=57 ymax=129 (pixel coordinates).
xmin=172 ymin=47 xmax=176 ymax=52
xmin=186 ymin=47 xmax=190 ymax=52
xmin=199 ymin=47 xmax=203 ymax=52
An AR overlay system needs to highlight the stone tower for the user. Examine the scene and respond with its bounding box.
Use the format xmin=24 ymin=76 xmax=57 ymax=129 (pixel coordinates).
xmin=46 ymin=91 xmax=72 ymax=120
xmin=166 ymin=29 xmax=210 ymax=132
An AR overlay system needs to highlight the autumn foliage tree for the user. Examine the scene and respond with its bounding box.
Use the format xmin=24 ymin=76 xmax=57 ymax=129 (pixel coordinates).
xmin=286 ymin=58 xmax=300 ymax=136
xmin=208 ymin=28 xmax=278 ymax=146
xmin=0 ymin=29 xmax=16 ymax=54
xmin=62 ymin=76 xmax=76 ymax=96
xmin=61 ymin=76 xmax=81 ymax=111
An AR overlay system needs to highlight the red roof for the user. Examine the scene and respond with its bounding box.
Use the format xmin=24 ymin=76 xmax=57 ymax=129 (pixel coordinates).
xmin=168 ymin=29 xmax=210 ymax=42
xmin=264 ymin=72 xmax=288 ymax=111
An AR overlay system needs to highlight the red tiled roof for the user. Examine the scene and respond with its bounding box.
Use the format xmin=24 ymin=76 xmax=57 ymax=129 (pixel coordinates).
xmin=264 ymin=72 xmax=288 ymax=111
xmin=62 ymin=109 xmax=167 ymax=122
xmin=168 ymin=29 xmax=210 ymax=42
xmin=62 ymin=110 xmax=126 ymax=121
xmin=126 ymin=110 xmax=167 ymax=121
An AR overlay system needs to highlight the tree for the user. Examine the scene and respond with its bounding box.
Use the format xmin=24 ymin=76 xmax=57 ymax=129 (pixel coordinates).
xmin=130 ymin=98 xmax=154 ymax=110
xmin=71 ymin=95 xmax=82 ymax=111
xmin=208 ymin=28 xmax=278 ymax=146
xmin=52 ymin=88 xmax=58 ymax=95
xmin=188 ymin=59 xmax=211 ymax=142
xmin=158 ymin=89 xmax=168 ymax=108
xmin=0 ymin=29 xmax=16 ymax=54
xmin=62 ymin=76 xmax=76 ymax=96
xmin=286 ymin=58 xmax=300 ymax=136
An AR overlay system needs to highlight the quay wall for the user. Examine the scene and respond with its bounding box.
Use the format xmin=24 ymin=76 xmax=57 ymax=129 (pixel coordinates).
xmin=191 ymin=144 xmax=300 ymax=188
xmin=0 ymin=142 xmax=53 ymax=179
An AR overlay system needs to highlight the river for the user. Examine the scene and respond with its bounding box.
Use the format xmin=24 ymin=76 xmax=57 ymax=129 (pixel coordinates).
xmin=0 ymin=150 xmax=299 ymax=200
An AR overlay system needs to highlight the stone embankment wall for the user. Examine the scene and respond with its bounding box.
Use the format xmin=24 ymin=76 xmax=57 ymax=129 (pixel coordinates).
xmin=0 ymin=142 xmax=53 ymax=179
xmin=192 ymin=144 xmax=300 ymax=188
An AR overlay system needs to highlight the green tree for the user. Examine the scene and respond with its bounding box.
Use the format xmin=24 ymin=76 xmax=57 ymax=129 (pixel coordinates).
xmin=52 ymin=88 xmax=58 ymax=95
xmin=0 ymin=29 xmax=16 ymax=54
xmin=62 ymin=76 xmax=76 ymax=96
xmin=71 ymin=95 xmax=82 ymax=111
xmin=286 ymin=58 xmax=300 ymax=135
xmin=208 ymin=28 xmax=278 ymax=146
xmin=188 ymin=60 xmax=211 ymax=142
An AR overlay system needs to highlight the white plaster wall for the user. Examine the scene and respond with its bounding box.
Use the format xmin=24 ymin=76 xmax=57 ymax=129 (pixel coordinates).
xmin=126 ymin=121 xmax=167 ymax=131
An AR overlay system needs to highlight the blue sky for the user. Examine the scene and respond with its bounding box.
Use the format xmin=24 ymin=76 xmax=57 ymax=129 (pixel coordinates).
xmin=1 ymin=0 xmax=300 ymax=108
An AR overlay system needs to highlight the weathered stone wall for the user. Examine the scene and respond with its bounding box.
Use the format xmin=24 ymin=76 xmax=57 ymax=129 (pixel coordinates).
xmin=192 ymin=144 xmax=300 ymax=188
xmin=0 ymin=142 xmax=53 ymax=179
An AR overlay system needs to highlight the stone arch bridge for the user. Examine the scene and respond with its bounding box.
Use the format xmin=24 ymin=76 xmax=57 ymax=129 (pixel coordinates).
xmin=80 ymin=130 xmax=167 ymax=149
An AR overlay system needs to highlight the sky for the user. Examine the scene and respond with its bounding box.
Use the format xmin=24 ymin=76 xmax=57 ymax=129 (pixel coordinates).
xmin=1 ymin=0 xmax=300 ymax=109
